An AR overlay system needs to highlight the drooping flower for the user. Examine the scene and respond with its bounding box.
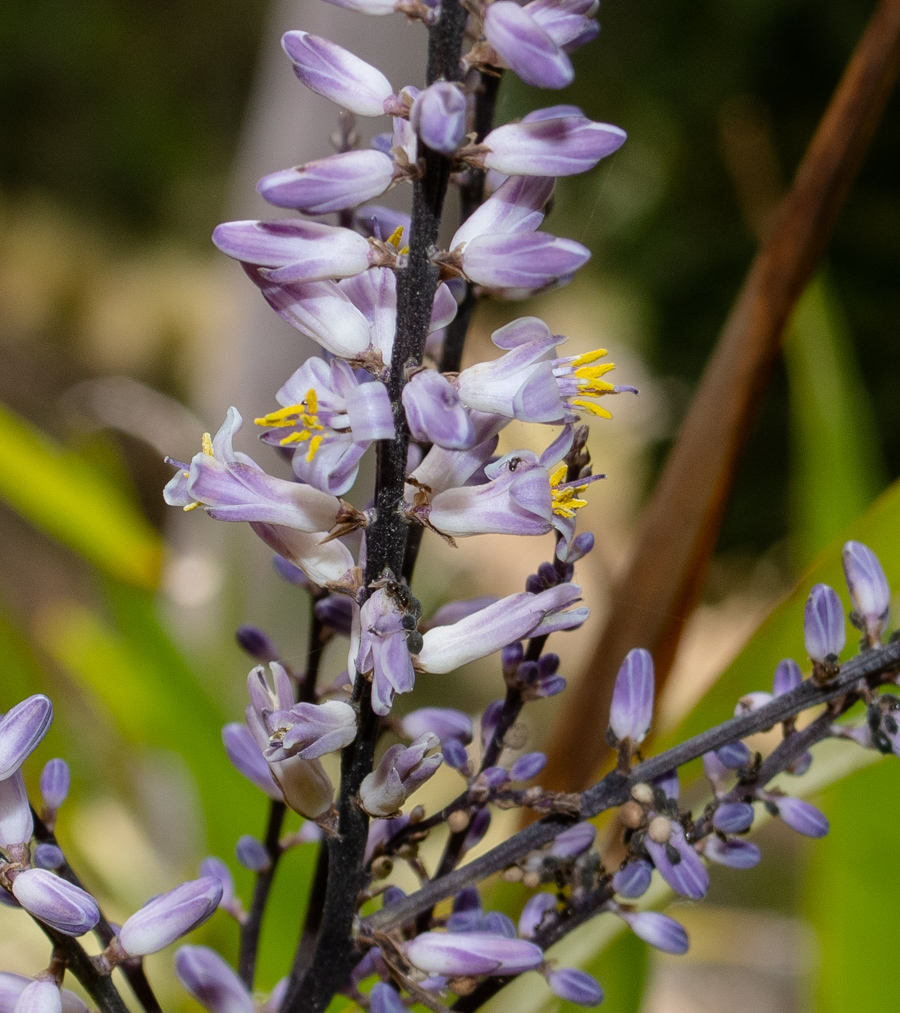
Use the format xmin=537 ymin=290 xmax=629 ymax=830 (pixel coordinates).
xmin=358 ymin=733 xmax=442 ymax=817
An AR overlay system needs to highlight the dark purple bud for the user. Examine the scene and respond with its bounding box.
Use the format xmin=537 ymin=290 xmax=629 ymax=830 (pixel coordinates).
xmin=443 ymin=739 xmax=470 ymax=770
xmin=537 ymin=653 xmax=560 ymax=676
xmin=11 ymin=981 xmax=61 ymax=1013
xmin=804 ymin=583 xmax=846 ymax=664
xmin=515 ymin=661 xmax=540 ymax=686
xmin=236 ymin=626 xmax=279 ymax=663
xmin=482 ymin=911 xmax=517 ymax=938
xmin=118 ymin=877 xmax=223 ymax=956
xmin=644 ymin=825 xmax=709 ymax=900
xmin=410 ymin=82 xmax=468 ymax=156
xmin=620 ymin=910 xmax=689 ymax=955
xmin=772 ymin=658 xmax=802 ymax=697
xmin=534 ymin=675 xmax=566 ymax=698
xmin=406 ymin=931 xmax=544 ymax=976
xmin=401 ymin=707 xmax=473 ymax=745
xmin=509 ymin=752 xmax=546 ymax=782
xmin=198 ymin=857 xmax=234 ymax=908
xmin=501 ymin=642 xmax=524 ymax=679
xmin=712 ymin=802 xmax=754 ymax=834
xmin=550 ymin=822 xmax=595 ymax=858
xmin=369 ymin=983 xmax=406 ymax=1013
xmin=843 ymin=540 xmax=891 ymax=643
xmin=314 ymin=594 xmax=354 ymax=637
xmin=11 ymin=869 xmax=99 ymax=936
xmin=175 ymin=945 xmax=253 ymax=1013
xmin=39 ymin=759 xmax=70 ymax=812
xmin=235 ymin=836 xmax=271 ymax=873
xmin=463 ymin=808 xmax=491 ymax=853
xmin=608 ymin=648 xmax=654 ymax=745
xmin=547 ymin=968 xmax=604 ymax=1007
xmin=0 ymin=695 xmax=53 ymax=780
xmin=222 ymin=723 xmax=281 ymax=799
xmin=786 ymin=750 xmax=813 ymax=776
xmin=0 ymin=886 xmax=18 ymax=908
xmin=702 ymin=837 xmax=761 ymax=869
xmin=768 ymin=795 xmax=829 ymax=838
xmin=518 ymin=892 xmax=556 ymax=938
xmin=525 ymin=574 xmax=545 ymax=594
xmin=272 ymin=555 xmax=311 ymax=588
xmin=481 ymin=766 xmax=509 ymax=788
xmin=481 ymin=700 xmax=504 ymax=748
xmin=33 ymin=843 xmax=65 ymax=871
xmin=652 ymin=768 xmax=680 ymax=802
xmin=0 ymin=771 xmax=32 ymax=848
xmin=612 ymin=859 xmax=652 ymax=899
xmin=537 ymin=562 xmax=558 ymax=587
xmin=565 ymin=531 xmax=594 ymax=562
xmin=453 ymin=887 xmax=482 ymax=914
xmin=716 ymin=741 xmax=751 ymax=769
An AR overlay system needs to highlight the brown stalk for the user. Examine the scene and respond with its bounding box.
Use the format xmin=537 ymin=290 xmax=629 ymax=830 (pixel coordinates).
xmin=542 ymin=0 xmax=900 ymax=794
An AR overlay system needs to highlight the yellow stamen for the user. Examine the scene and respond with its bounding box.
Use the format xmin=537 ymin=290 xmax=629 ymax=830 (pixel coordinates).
xmin=550 ymin=463 xmax=591 ymax=519
xmin=279 ymin=431 xmax=311 ymax=446
xmin=201 ymin=433 xmax=214 ymax=457
xmin=571 ymin=348 xmax=609 ymax=367
xmin=183 ymin=501 xmax=201 ymax=512
xmin=570 ymin=398 xmax=613 ymax=419
xmin=386 ymin=226 xmax=405 ymax=249
xmin=306 ymin=434 xmax=323 ymax=462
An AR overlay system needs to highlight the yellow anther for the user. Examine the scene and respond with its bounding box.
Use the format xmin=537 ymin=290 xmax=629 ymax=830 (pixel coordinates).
xmin=201 ymin=433 xmax=214 ymax=457
xmin=549 ymin=463 xmax=568 ymax=487
xmin=573 ymin=363 xmax=615 ymax=383
xmin=571 ymin=348 xmax=609 ymax=367
xmin=306 ymin=434 xmax=324 ymax=462
xmin=386 ymin=226 xmax=405 ymax=249
xmin=279 ymin=431 xmax=311 ymax=446
xmin=570 ymin=398 xmax=612 ymax=419
xmin=550 ymin=463 xmax=591 ymax=519
xmin=305 ymin=387 xmax=318 ymax=414
xmin=183 ymin=501 xmax=201 ymax=512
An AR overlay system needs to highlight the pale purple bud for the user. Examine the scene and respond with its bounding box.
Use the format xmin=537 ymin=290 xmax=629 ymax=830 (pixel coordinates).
xmin=702 ymin=750 xmax=731 ymax=791
xmin=443 ymin=739 xmax=469 ymax=769
xmin=734 ymin=691 xmax=774 ymax=716
xmin=643 ymin=824 xmax=709 ymax=900
xmin=281 ymin=32 xmax=394 ymax=117
xmin=565 ymin=531 xmax=594 ymax=562
xmin=843 ymin=540 xmax=891 ymax=643
xmin=518 ymin=892 xmax=556 ymax=938
xmin=463 ymin=807 xmax=491 ymax=852
xmin=39 ymin=758 xmax=70 ymax=811
xmin=198 ymin=858 xmax=234 ymax=909
xmin=712 ymin=802 xmax=754 ymax=834
xmin=459 ymin=232 xmax=590 ymax=290
xmin=652 ymin=768 xmax=680 ymax=801
xmin=11 ymin=869 xmax=99 ymax=936
xmin=766 ymin=795 xmax=829 ymax=838
xmin=609 ymin=648 xmax=654 ymax=745
xmin=118 ymin=878 xmax=222 ymax=957
xmin=33 ymin=844 xmax=65 ymax=870
xmin=533 ymin=675 xmax=566 ymax=698
xmin=402 ymin=370 xmax=475 ymax=449
xmin=483 ymin=2 xmax=574 ymax=89
xmin=0 ymin=978 xmax=83 ymax=1013
xmin=510 ymin=752 xmax=546 ymax=781
xmin=547 ymin=969 xmax=603 ymax=1007
xmin=612 ymin=859 xmax=652 ymax=899
xmin=222 ymin=723 xmax=281 ymax=800
xmin=406 ymin=931 xmax=544 ymax=976
xmin=481 ymin=700 xmax=504 ymax=748
xmin=175 ymin=946 xmax=254 ymax=1013
xmin=804 ymin=583 xmax=846 ymax=663
xmin=236 ymin=626 xmax=279 ymax=663
xmin=0 ymin=695 xmax=53 ymax=780
xmin=13 ymin=981 xmax=61 ymax=1013
xmin=481 ymin=116 xmax=625 ymax=177
xmin=410 ymin=83 xmax=468 ymax=156
xmin=702 ymin=837 xmax=761 ymax=869
xmin=369 ymin=983 xmax=406 ymax=1013
xmin=0 ymin=771 xmax=33 ymax=848
xmin=550 ymin=822 xmax=595 ymax=858
xmin=619 ymin=910 xmax=689 ymax=955
xmin=483 ymin=911 xmax=517 ymax=938
xmin=401 ymin=708 xmax=473 ymax=745
xmin=314 ymin=594 xmax=354 ymax=637
xmin=481 ymin=766 xmax=509 ymax=788
xmin=258 ymin=150 xmax=395 ymax=215
xmin=235 ymin=836 xmax=271 ymax=873
xmin=716 ymin=741 xmax=751 ymax=769
xmin=787 ymin=750 xmax=813 ymax=776
xmin=358 ymin=734 xmax=442 ymax=817
xmin=772 ymin=658 xmax=802 ymax=697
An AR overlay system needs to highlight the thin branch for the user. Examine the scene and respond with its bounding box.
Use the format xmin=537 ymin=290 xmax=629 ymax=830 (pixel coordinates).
xmin=33 ymin=923 xmax=130 ymax=1013
xmin=542 ymin=0 xmax=900 ymax=795
xmin=238 ymin=800 xmax=287 ymax=987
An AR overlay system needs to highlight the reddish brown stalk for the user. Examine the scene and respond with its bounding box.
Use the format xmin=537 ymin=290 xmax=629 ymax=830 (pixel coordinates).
xmin=542 ymin=0 xmax=900 ymax=794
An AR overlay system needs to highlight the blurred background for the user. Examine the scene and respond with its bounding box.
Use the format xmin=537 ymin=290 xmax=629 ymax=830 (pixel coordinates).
xmin=1 ymin=0 xmax=899 ymax=1010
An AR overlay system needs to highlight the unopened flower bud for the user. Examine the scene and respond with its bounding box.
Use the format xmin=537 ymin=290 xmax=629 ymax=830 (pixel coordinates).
xmin=608 ymin=648 xmax=654 ymax=746
xmin=33 ymin=844 xmax=65 ymax=871
xmin=369 ymin=983 xmax=406 ymax=1013
xmin=400 ymin=708 xmax=473 ymax=746
xmin=612 ymin=859 xmax=652 ymax=899
xmin=236 ymin=836 xmax=271 ymax=873
xmin=702 ymin=837 xmax=761 ymax=869
xmin=716 ymin=741 xmax=751 ymax=769
xmin=410 ymin=82 xmax=468 ymax=156
xmin=772 ymin=657 xmax=802 ymax=696
xmin=198 ymin=857 xmax=235 ymax=910
xmin=235 ymin=626 xmax=279 ymax=663
xmin=406 ymin=931 xmax=543 ymax=977
xmin=175 ymin=946 xmax=253 ymax=1013
xmin=118 ymin=877 xmax=223 ymax=957
xmin=546 ymin=968 xmax=603 ymax=1007
xmin=11 ymin=869 xmax=99 ymax=936
xmin=314 ymin=594 xmax=354 ymax=637
xmin=549 ymin=822 xmax=595 ymax=857
xmin=463 ymin=808 xmax=491 ymax=853
xmin=0 ymin=772 xmax=32 ymax=849
xmin=804 ymin=583 xmax=846 ymax=665
xmin=0 ymin=695 xmax=53 ymax=780
xmin=443 ymin=739 xmax=469 ymax=770
xmin=13 ymin=980 xmax=61 ymax=1013
xmin=618 ymin=910 xmax=689 ymax=954
xmin=843 ymin=540 xmax=891 ymax=644
xmin=712 ymin=802 xmax=754 ymax=834
xmin=39 ymin=759 xmax=70 ymax=813
xmin=0 ymin=977 xmax=86 ymax=1013
xmin=518 ymin=892 xmax=556 ymax=938
xmin=509 ymin=752 xmax=546 ymax=781
xmin=764 ymin=794 xmax=829 ymax=838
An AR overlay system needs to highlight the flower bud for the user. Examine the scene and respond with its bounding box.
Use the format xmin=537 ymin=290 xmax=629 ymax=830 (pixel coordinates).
xmin=314 ymin=594 xmax=354 ymax=637
xmin=517 ymin=892 xmax=556 ymax=938
xmin=509 ymin=752 xmax=546 ymax=782
xmin=546 ymin=969 xmax=603 ymax=1007
xmin=33 ymin=844 xmax=65 ymax=871
xmin=0 ymin=771 xmax=33 ymax=848
xmin=406 ymin=931 xmax=544 ymax=976
xmin=118 ymin=877 xmax=223 ymax=957
xmin=481 ymin=114 xmax=625 ymax=177
xmin=772 ymin=658 xmax=802 ymax=697
xmin=765 ymin=794 xmax=829 ymax=838
xmin=549 ymin=822 xmax=595 ymax=858
xmin=12 ymin=981 xmax=61 ymax=1013
xmin=11 ymin=869 xmax=99 ymax=936
xmin=0 ymin=695 xmax=53 ymax=780
xmin=236 ymin=836 xmax=271 ymax=873
xmin=369 ymin=983 xmax=406 ymax=1013
xmin=643 ymin=822 xmax=708 ymax=900
xmin=701 ymin=837 xmax=761 ymax=869
xmin=618 ymin=910 xmax=689 ymax=955
xmin=235 ymin=626 xmax=279 ymax=663
xmin=0 ymin=978 xmax=86 ymax=1013
xmin=442 ymin=739 xmax=469 ymax=770
xmin=463 ymin=807 xmax=491 ymax=853
xmin=716 ymin=741 xmax=751 ymax=769
xmin=608 ymin=648 xmax=654 ymax=745
xmin=804 ymin=583 xmax=846 ymax=664
xmin=175 ymin=946 xmax=254 ymax=1013
xmin=258 ymin=150 xmax=395 ymax=215
xmin=483 ymin=2 xmax=574 ymax=89
xmin=410 ymin=83 xmax=468 ymax=156
xmin=843 ymin=540 xmax=891 ymax=644
xmin=712 ymin=802 xmax=754 ymax=834
xmin=198 ymin=857 xmax=235 ymax=909
xmin=400 ymin=708 xmax=473 ymax=746
xmin=612 ymin=859 xmax=652 ymax=899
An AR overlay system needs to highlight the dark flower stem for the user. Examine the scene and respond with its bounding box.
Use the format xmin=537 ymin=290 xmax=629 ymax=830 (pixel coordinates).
xmin=238 ymin=799 xmax=287 ymax=988
xmin=33 ymin=923 xmax=131 ymax=1013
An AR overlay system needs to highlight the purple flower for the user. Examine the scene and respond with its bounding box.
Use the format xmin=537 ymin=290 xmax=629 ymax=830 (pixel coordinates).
xmin=643 ymin=821 xmax=709 ymax=900
xmin=281 ymin=32 xmax=394 ymax=117
xmin=410 ymin=82 xmax=468 ymax=156
xmin=701 ymin=837 xmax=761 ymax=869
xmin=765 ymin=794 xmax=829 ymax=838
xmin=400 ymin=707 xmax=473 ymax=745
xmin=358 ymin=733 xmax=442 ymax=817
xmin=547 ymin=969 xmax=604 ymax=1007
xmin=518 ymin=893 xmax=557 ymax=938
xmin=222 ymin=722 xmax=281 ymax=799
xmin=463 ymin=807 xmax=492 ymax=853
xmin=12 ymin=981 xmax=61 ymax=1013
xmin=842 ymin=540 xmax=891 ymax=644
xmin=609 ymin=648 xmax=655 ymax=746
xmin=258 ymin=150 xmax=397 ymax=215
xmin=314 ymin=594 xmax=354 ymax=637
xmin=618 ymin=910 xmax=689 ymax=955
xmin=402 ymin=370 xmax=475 ymax=449
xmin=803 ymin=583 xmax=846 ymax=664
xmin=0 ymin=695 xmax=53 ymax=781
xmin=416 ymin=583 xmax=587 ymax=674
xmin=772 ymin=658 xmax=802 ymax=697
xmin=369 ymin=983 xmax=406 ymax=1013
xmin=198 ymin=857 xmax=236 ymax=912
xmin=175 ymin=946 xmax=254 ymax=1013
xmin=711 ymin=802 xmax=754 ymax=834
xmin=612 ymin=859 xmax=652 ymax=899
xmin=482 ymin=2 xmax=574 ymax=89
xmin=510 ymin=752 xmax=547 ymax=781
xmin=0 ymin=772 xmax=33 ymax=849
xmin=11 ymin=869 xmax=100 ymax=936
xmin=236 ymin=836 xmax=271 ymax=873
xmin=355 ymin=586 xmax=420 ymax=716
xmin=265 ymin=700 xmax=357 ymax=761
xmin=406 ymin=931 xmax=544 ymax=976
xmin=477 ymin=113 xmax=625 ymax=177
xmin=117 ymin=877 xmax=223 ymax=957
xmin=526 ymin=0 xmax=600 ymax=53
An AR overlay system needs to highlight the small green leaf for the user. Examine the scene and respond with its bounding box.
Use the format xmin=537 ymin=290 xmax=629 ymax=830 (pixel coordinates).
xmin=0 ymin=401 xmax=161 ymax=587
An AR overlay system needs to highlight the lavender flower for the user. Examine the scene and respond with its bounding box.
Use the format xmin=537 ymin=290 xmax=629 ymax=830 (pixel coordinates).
xmin=0 ymin=694 xmax=53 ymax=780
xmin=405 ymin=931 xmax=544 ymax=976
xmin=117 ymin=877 xmax=223 ymax=957
xmin=481 ymin=2 xmax=575 ymax=89
xmin=842 ymin=540 xmax=891 ymax=645
xmin=264 ymin=700 xmax=358 ymax=761
xmin=369 ymin=983 xmax=407 ymax=1013
xmin=400 ymin=707 xmax=473 ymax=746
xmin=546 ymin=969 xmax=604 ymax=1007
xmin=0 ymin=976 xmax=87 ymax=1013
xmin=358 ymin=734 xmax=442 ymax=817
xmin=608 ymin=648 xmax=655 ymax=746
xmin=10 ymin=869 xmax=100 ymax=936
xmin=175 ymin=946 xmax=254 ymax=1013
xmin=617 ymin=909 xmax=689 ymax=955
xmin=258 ymin=150 xmax=397 ymax=215
xmin=510 ymin=752 xmax=547 ymax=781
xmin=803 ymin=583 xmax=846 ymax=665
xmin=222 ymin=722 xmax=281 ymax=799
xmin=0 ymin=771 xmax=33 ymax=849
